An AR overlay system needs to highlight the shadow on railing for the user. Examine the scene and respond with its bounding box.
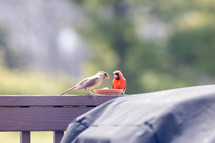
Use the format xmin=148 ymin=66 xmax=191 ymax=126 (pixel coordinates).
xmin=0 ymin=95 xmax=122 ymax=143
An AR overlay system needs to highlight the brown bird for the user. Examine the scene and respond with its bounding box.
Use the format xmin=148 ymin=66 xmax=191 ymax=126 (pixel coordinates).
xmin=61 ymin=71 xmax=109 ymax=95
xmin=112 ymin=70 xmax=126 ymax=94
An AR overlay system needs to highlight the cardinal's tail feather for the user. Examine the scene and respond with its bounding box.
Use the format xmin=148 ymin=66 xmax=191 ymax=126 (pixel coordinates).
xmin=60 ymin=86 xmax=76 ymax=95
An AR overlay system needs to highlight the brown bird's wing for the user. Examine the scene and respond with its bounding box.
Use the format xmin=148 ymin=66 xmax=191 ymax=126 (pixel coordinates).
xmin=78 ymin=77 xmax=99 ymax=90
xmin=77 ymin=79 xmax=88 ymax=87
xmin=60 ymin=78 xmax=88 ymax=95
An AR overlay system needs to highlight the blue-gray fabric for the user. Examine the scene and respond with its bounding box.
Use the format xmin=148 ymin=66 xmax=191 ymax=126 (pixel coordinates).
xmin=61 ymin=85 xmax=215 ymax=143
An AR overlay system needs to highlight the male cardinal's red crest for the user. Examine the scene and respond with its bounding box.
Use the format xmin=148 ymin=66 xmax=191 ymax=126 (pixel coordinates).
xmin=112 ymin=70 xmax=126 ymax=94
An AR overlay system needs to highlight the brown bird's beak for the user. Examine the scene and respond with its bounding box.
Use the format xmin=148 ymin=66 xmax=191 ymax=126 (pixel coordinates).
xmin=106 ymin=75 xmax=110 ymax=79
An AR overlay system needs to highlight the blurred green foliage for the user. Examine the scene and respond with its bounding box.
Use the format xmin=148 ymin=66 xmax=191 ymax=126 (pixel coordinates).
xmin=72 ymin=0 xmax=215 ymax=94
xmin=0 ymin=61 xmax=72 ymax=95
xmin=168 ymin=23 xmax=215 ymax=75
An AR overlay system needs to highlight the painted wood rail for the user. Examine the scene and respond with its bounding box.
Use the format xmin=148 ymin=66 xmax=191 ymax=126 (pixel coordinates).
xmin=0 ymin=95 xmax=122 ymax=143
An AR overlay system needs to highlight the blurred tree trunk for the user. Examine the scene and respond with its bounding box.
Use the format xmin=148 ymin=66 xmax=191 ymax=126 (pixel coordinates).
xmin=112 ymin=0 xmax=129 ymax=71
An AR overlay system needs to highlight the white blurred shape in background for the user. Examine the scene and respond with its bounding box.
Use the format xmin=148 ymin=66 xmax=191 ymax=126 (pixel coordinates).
xmin=0 ymin=0 xmax=88 ymax=77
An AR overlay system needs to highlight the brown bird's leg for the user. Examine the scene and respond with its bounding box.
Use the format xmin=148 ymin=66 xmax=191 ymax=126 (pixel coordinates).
xmin=85 ymin=89 xmax=97 ymax=99
xmin=85 ymin=89 xmax=94 ymax=95
xmin=85 ymin=89 xmax=89 ymax=95
xmin=87 ymin=89 xmax=94 ymax=95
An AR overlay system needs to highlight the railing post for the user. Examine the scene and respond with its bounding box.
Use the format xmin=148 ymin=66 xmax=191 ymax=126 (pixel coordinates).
xmin=21 ymin=131 xmax=30 ymax=143
xmin=54 ymin=131 xmax=64 ymax=143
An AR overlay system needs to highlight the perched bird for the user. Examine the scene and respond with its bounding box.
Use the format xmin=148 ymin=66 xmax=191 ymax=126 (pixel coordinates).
xmin=61 ymin=71 xmax=109 ymax=95
xmin=112 ymin=70 xmax=126 ymax=94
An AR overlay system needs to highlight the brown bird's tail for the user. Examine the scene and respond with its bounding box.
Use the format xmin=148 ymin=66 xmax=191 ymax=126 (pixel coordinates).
xmin=60 ymin=86 xmax=76 ymax=95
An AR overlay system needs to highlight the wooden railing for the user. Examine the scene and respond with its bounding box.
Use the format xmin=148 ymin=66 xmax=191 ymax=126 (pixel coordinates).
xmin=0 ymin=95 xmax=121 ymax=143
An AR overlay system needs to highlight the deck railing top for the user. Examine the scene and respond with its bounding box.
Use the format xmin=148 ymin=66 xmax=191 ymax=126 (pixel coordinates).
xmin=0 ymin=95 xmax=122 ymax=106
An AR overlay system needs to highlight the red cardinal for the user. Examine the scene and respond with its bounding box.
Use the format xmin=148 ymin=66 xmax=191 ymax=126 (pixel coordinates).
xmin=112 ymin=70 xmax=126 ymax=94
